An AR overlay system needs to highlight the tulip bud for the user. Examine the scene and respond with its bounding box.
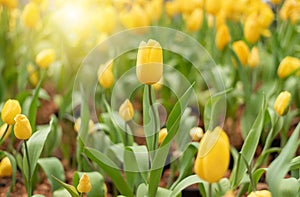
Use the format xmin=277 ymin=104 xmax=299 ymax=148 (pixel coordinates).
xmin=21 ymin=2 xmax=40 ymax=28
xmin=98 ymin=60 xmax=114 ymax=89
xmin=14 ymin=114 xmax=32 ymax=140
xmin=0 ymin=157 xmax=12 ymax=177
xmin=1 ymin=99 xmax=21 ymax=125
xmin=274 ymin=91 xmax=291 ymax=116
xmin=189 ymin=127 xmax=204 ymax=141
xmin=165 ymin=1 xmax=179 ymax=17
xmin=277 ymin=56 xmax=300 ymax=79
xmin=27 ymin=64 xmax=39 ymax=87
xmin=224 ymin=190 xmax=235 ymax=197
xmin=119 ymin=99 xmax=134 ymax=122
xmin=216 ymin=24 xmax=231 ymax=51
xmin=205 ymin=0 xmax=222 ymax=15
xmin=74 ymin=118 xmax=95 ymax=134
xmin=244 ymin=16 xmax=261 ymax=44
xmin=247 ymin=190 xmax=272 ymax=197
xmin=232 ymin=40 xmax=249 ymax=66
xmin=77 ymin=173 xmax=92 ymax=193
xmin=0 ymin=124 xmax=12 ymax=141
xmin=248 ymin=46 xmax=259 ymax=68
xmin=194 ymin=127 xmax=230 ymax=183
xmin=136 ymin=39 xmax=163 ymax=85
xmin=158 ymin=128 xmax=168 ymax=145
xmin=35 ymin=48 xmax=56 ymax=69
xmin=184 ymin=8 xmax=203 ymax=32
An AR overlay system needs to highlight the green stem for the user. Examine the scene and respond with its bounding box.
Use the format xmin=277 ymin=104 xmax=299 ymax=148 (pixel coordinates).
xmin=24 ymin=140 xmax=32 ymax=196
xmin=125 ymin=121 xmax=128 ymax=146
xmin=0 ymin=124 xmax=9 ymax=144
xmin=80 ymin=193 xmax=83 ymax=197
xmin=241 ymin=154 xmax=256 ymax=192
xmin=208 ymin=183 xmax=212 ymax=197
xmin=148 ymin=85 xmax=158 ymax=155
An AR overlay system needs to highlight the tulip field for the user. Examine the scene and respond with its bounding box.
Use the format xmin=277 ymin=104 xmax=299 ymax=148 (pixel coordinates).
xmin=1 ymin=0 xmax=300 ymax=196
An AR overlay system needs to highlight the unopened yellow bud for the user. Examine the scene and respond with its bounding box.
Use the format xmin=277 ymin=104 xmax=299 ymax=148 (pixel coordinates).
xmin=205 ymin=0 xmax=222 ymax=15
xmin=274 ymin=91 xmax=291 ymax=116
xmin=194 ymin=127 xmax=230 ymax=183
xmin=136 ymin=39 xmax=163 ymax=85
xmin=248 ymin=46 xmax=259 ymax=68
xmin=244 ymin=16 xmax=261 ymax=44
xmin=0 ymin=124 xmax=12 ymax=141
xmin=158 ymin=128 xmax=168 ymax=144
xmin=98 ymin=60 xmax=114 ymax=89
xmin=21 ymin=2 xmax=40 ymax=28
xmin=184 ymin=8 xmax=203 ymax=32
xmin=35 ymin=48 xmax=56 ymax=69
xmin=189 ymin=127 xmax=204 ymax=141
xmin=232 ymin=40 xmax=249 ymax=66
xmin=216 ymin=24 xmax=230 ymax=51
xmin=119 ymin=99 xmax=134 ymax=122
xmin=1 ymin=99 xmax=21 ymax=125
xmin=74 ymin=118 xmax=95 ymax=134
xmin=247 ymin=190 xmax=272 ymax=197
xmin=14 ymin=114 xmax=32 ymax=140
xmin=77 ymin=173 xmax=92 ymax=193
xmin=0 ymin=157 xmax=12 ymax=177
xmin=277 ymin=56 xmax=300 ymax=79
xmin=223 ymin=190 xmax=235 ymax=197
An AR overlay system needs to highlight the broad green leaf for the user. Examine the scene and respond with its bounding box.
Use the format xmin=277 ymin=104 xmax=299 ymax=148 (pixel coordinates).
xmin=266 ymin=123 xmax=300 ymax=197
xmin=53 ymin=189 xmax=72 ymax=197
xmin=148 ymin=84 xmax=194 ymax=197
xmin=52 ymin=176 xmax=79 ymax=197
xmin=290 ymin=156 xmax=300 ymax=170
xmin=44 ymin=115 xmax=62 ymax=156
xmin=84 ymin=147 xmax=133 ymax=197
xmin=136 ymin=183 xmax=172 ymax=197
xmin=171 ymin=175 xmax=203 ymax=196
xmin=38 ymin=157 xmax=65 ymax=191
xmin=23 ymin=117 xmax=53 ymax=181
xmin=73 ymin=171 xmax=105 ymax=197
xmin=278 ymin=178 xmax=300 ymax=197
xmin=230 ymin=94 xmax=266 ymax=188
xmin=249 ymin=168 xmax=267 ymax=193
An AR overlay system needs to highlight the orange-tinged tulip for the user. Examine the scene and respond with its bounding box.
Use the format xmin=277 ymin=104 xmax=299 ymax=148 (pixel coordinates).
xmin=274 ymin=91 xmax=291 ymax=116
xmin=0 ymin=157 xmax=12 ymax=177
xmin=189 ymin=127 xmax=204 ymax=141
xmin=277 ymin=56 xmax=300 ymax=79
xmin=119 ymin=99 xmax=134 ymax=122
xmin=158 ymin=128 xmax=168 ymax=144
xmin=136 ymin=39 xmax=163 ymax=85
xmin=21 ymin=2 xmax=40 ymax=28
xmin=247 ymin=190 xmax=272 ymax=197
xmin=216 ymin=24 xmax=230 ymax=51
xmin=248 ymin=46 xmax=259 ymax=68
xmin=194 ymin=127 xmax=230 ymax=183
xmin=232 ymin=40 xmax=249 ymax=66
xmin=14 ymin=114 xmax=32 ymax=140
xmin=77 ymin=173 xmax=92 ymax=193
xmin=184 ymin=8 xmax=203 ymax=32
xmin=98 ymin=60 xmax=114 ymax=89
xmin=1 ymin=99 xmax=21 ymax=125
xmin=35 ymin=48 xmax=56 ymax=69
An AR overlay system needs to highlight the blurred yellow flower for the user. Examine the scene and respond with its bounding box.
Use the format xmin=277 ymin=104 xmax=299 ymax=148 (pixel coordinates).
xmin=184 ymin=8 xmax=203 ymax=32
xmin=74 ymin=118 xmax=95 ymax=134
xmin=0 ymin=157 xmax=12 ymax=177
xmin=224 ymin=190 xmax=235 ymax=197
xmin=277 ymin=56 xmax=300 ymax=79
xmin=27 ymin=64 xmax=39 ymax=87
xmin=189 ymin=127 xmax=204 ymax=141
xmin=136 ymin=39 xmax=163 ymax=85
xmin=158 ymin=128 xmax=168 ymax=145
xmin=244 ymin=16 xmax=261 ymax=44
xmin=216 ymin=24 xmax=230 ymax=51
xmin=146 ymin=0 xmax=163 ymax=22
xmin=14 ymin=114 xmax=32 ymax=140
xmin=280 ymin=0 xmax=300 ymax=24
xmin=248 ymin=46 xmax=259 ymax=68
xmin=77 ymin=173 xmax=92 ymax=193
xmin=232 ymin=40 xmax=249 ymax=66
xmin=0 ymin=124 xmax=12 ymax=141
xmin=194 ymin=127 xmax=230 ymax=183
xmin=21 ymin=2 xmax=40 ymax=28
xmin=35 ymin=48 xmax=56 ymax=69
xmin=271 ymin=0 xmax=282 ymax=5
xmin=205 ymin=0 xmax=221 ymax=15
xmin=119 ymin=5 xmax=150 ymax=29
xmin=274 ymin=91 xmax=291 ymax=116
xmin=1 ymin=0 xmax=18 ymax=9
xmin=95 ymin=6 xmax=116 ymax=34
xmin=247 ymin=190 xmax=272 ymax=197
xmin=119 ymin=99 xmax=134 ymax=122
xmin=1 ymin=99 xmax=21 ymax=125
xmin=98 ymin=60 xmax=114 ymax=89
xmin=165 ymin=1 xmax=179 ymax=17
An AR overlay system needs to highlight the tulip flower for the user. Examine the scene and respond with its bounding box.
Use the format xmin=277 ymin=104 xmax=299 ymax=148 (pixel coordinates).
xmin=248 ymin=47 xmax=259 ymax=68
xmin=35 ymin=48 xmax=56 ymax=69
xmin=158 ymin=128 xmax=168 ymax=145
xmin=165 ymin=1 xmax=179 ymax=17
xmin=1 ymin=0 xmax=18 ymax=9
xmin=184 ymin=8 xmax=203 ymax=32
xmin=74 ymin=118 xmax=95 ymax=134
xmin=216 ymin=24 xmax=231 ymax=51
xmin=98 ymin=60 xmax=114 ymax=89
xmin=21 ymin=2 xmax=40 ymax=28
xmin=277 ymin=56 xmax=300 ymax=79
xmin=274 ymin=91 xmax=291 ymax=116
xmin=1 ymin=99 xmax=21 ymax=125
xmin=0 ymin=157 xmax=12 ymax=177
xmin=224 ymin=190 xmax=235 ymax=197
xmin=244 ymin=16 xmax=261 ymax=44
xmin=136 ymin=39 xmax=163 ymax=85
xmin=280 ymin=0 xmax=300 ymax=24
xmin=14 ymin=114 xmax=32 ymax=140
xmin=119 ymin=5 xmax=150 ymax=29
xmin=189 ymin=127 xmax=204 ymax=141
xmin=247 ymin=190 xmax=272 ymax=197
xmin=77 ymin=173 xmax=92 ymax=193
xmin=119 ymin=99 xmax=134 ymax=122
xmin=194 ymin=127 xmax=230 ymax=183
xmin=232 ymin=40 xmax=250 ymax=66
xmin=0 ymin=124 xmax=12 ymax=141
xmin=205 ymin=0 xmax=221 ymax=15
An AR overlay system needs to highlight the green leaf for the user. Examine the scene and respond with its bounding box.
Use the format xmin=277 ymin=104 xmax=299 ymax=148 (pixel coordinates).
xmin=136 ymin=183 xmax=172 ymax=197
xmin=38 ymin=157 xmax=65 ymax=191
xmin=266 ymin=123 xmax=300 ymax=197
xmin=148 ymin=84 xmax=194 ymax=197
xmin=278 ymin=178 xmax=300 ymax=197
xmin=230 ymin=94 xmax=266 ymax=188
xmin=23 ymin=117 xmax=53 ymax=181
xmin=171 ymin=175 xmax=204 ymax=196
xmin=32 ymin=195 xmax=45 ymax=197
xmin=53 ymin=189 xmax=72 ymax=197
xmin=44 ymin=115 xmax=62 ymax=156
xmin=290 ymin=156 xmax=300 ymax=171
xmin=84 ymin=147 xmax=133 ymax=197
xmin=73 ymin=171 xmax=105 ymax=197
xmin=52 ymin=176 xmax=79 ymax=197
xmin=250 ymin=168 xmax=267 ymax=192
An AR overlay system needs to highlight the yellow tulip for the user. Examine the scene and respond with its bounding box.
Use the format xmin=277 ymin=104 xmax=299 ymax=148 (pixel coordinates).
xmin=27 ymin=64 xmax=39 ymax=86
xmin=0 ymin=157 xmax=12 ymax=177
xmin=223 ymin=190 xmax=235 ymax=197
xmin=119 ymin=99 xmax=134 ymax=122
xmin=165 ymin=1 xmax=179 ymax=17
xmin=119 ymin=5 xmax=150 ymax=29
xmin=21 ymin=2 xmax=40 ymax=28
xmin=2 ymin=0 xmax=18 ymax=9
xmin=205 ymin=0 xmax=222 ymax=15
xmin=184 ymin=8 xmax=203 ymax=32
xmin=274 ymin=91 xmax=291 ymax=116
xmin=1 ymin=99 xmax=21 ymax=125
xmin=35 ymin=48 xmax=56 ymax=69
xmin=146 ymin=0 xmax=162 ymax=22
xmin=136 ymin=39 xmax=163 ymax=85
xmin=74 ymin=118 xmax=95 ymax=134
xmin=77 ymin=173 xmax=92 ymax=193
xmin=280 ymin=0 xmax=300 ymax=24
xmin=271 ymin=0 xmax=282 ymax=5
xmin=248 ymin=46 xmax=259 ymax=68
xmin=244 ymin=16 xmax=261 ymax=44
xmin=247 ymin=190 xmax=272 ymax=197
xmin=14 ymin=114 xmax=32 ymax=140
xmin=98 ymin=60 xmax=114 ymax=89
xmin=232 ymin=40 xmax=249 ymax=66
xmin=0 ymin=124 xmax=12 ymax=141
xmin=277 ymin=56 xmax=300 ymax=79
xmin=158 ymin=128 xmax=168 ymax=144
xmin=189 ymin=127 xmax=204 ymax=141
xmin=215 ymin=24 xmax=230 ymax=51
xmin=194 ymin=127 xmax=230 ymax=183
